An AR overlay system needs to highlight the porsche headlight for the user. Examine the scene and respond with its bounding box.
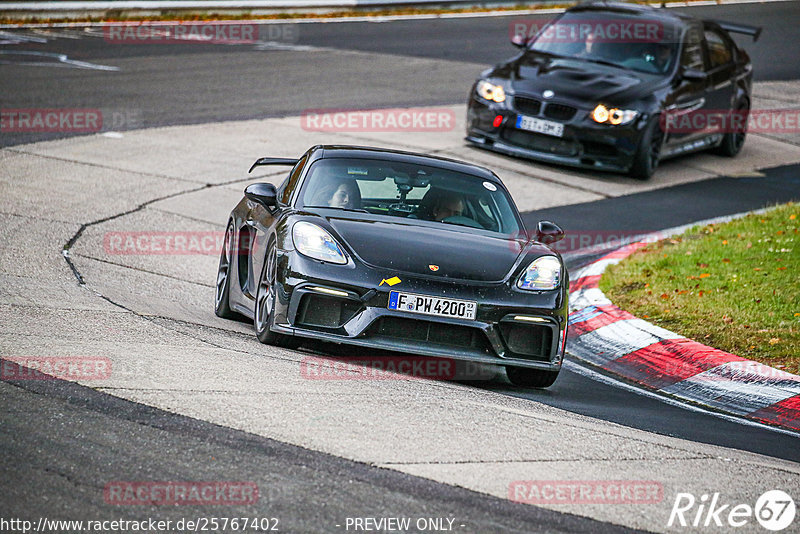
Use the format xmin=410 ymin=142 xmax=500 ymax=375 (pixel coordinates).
xmin=292 ymin=221 xmax=347 ymax=264
xmin=476 ymin=80 xmax=506 ymax=103
xmin=591 ymin=104 xmax=638 ymax=125
xmin=517 ymin=256 xmax=561 ymax=291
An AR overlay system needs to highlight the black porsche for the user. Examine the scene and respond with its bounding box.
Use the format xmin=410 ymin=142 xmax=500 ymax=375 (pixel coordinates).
xmin=215 ymin=145 xmax=568 ymax=388
xmin=466 ymin=1 xmax=760 ymax=179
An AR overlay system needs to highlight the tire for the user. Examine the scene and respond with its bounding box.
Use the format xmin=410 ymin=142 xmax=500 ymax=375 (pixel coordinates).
xmin=714 ymin=101 xmax=749 ymax=157
xmin=214 ymin=220 xmax=236 ymax=319
xmin=629 ymin=117 xmax=664 ymax=181
xmin=506 ymin=366 xmax=560 ymax=388
xmin=254 ymin=241 xmax=298 ymax=348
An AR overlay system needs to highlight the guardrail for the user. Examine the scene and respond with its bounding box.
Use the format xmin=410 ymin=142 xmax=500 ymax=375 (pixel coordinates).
xmin=0 ymin=0 xmax=564 ymax=19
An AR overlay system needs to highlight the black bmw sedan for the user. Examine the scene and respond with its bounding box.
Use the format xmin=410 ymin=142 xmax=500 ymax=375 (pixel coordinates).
xmin=215 ymin=145 xmax=568 ymax=388
xmin=466 ymin=1 xmax=760 ymax=179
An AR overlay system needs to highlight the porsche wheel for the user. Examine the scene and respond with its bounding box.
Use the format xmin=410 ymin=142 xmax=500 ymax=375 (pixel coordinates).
xmin=714 ymin=101 xmax=749 ymax=157
xmin=214 ymin=220 xmax=236 ymax=319
xmin=254 ymin=242 xmax=297 ymax=348
xmin=629 ymin=117 xmax=663 ymax=181
xmin=506 ymin=366 xmax=559 ymax=388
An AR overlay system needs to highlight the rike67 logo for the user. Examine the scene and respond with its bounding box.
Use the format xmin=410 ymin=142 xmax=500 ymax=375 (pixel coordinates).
xmin=668 ymin=490 xmax=795 ymax=531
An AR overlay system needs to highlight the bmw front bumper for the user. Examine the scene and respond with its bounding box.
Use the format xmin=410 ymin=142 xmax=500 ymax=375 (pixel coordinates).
xmin=466 ymin=96 xmax=649 ymax=174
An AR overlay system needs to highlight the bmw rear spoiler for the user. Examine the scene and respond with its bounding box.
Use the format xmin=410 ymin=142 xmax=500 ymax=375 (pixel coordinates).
xmin=249 ymin=157 xmax=299 ymax=173
xmin=712 ymin=20 xmax=762 ymax=42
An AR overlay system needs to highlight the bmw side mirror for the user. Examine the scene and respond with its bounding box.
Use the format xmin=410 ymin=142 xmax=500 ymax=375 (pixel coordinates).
xmin=510 ymin=33 xmax=528 ymax=48
xmin=681 ymin=68 xmax=707 ymax=83
xmin=244 ymin=183 xmax=278 ymax=209
xmin=536 ymin=220 xmax=564 ymax=244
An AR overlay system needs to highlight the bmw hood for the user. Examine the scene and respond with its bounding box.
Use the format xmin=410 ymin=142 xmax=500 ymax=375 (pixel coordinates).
xmin=326 ymin=216 xmax=528 ymax=282
xmin=490 ymin=52 xmax=661 ymax=103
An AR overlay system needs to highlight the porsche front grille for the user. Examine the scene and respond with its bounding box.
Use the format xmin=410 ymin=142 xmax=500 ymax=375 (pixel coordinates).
xmin=499 ymin=323 xmax=553 ymax=361
xmin=296 ymin=294 xmax=362 ymax=329
xmin=366 ymin=317 xmax=492 ymax=354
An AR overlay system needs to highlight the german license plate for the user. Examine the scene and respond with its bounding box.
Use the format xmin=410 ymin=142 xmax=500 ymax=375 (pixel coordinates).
xmin=388 ymin=291 xmax=477 ymax=320
xmin=516 ymin=114 xmax=564 ymax=137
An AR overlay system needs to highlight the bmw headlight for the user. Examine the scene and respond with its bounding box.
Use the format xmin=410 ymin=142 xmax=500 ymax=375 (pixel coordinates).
xmin=591 ymin=104 xmax=638 ymax=125
xmin=517 ymin=256 xmax=561 ymax=291
xmin=292 ymin=221 xmax=347 ymax=264
xmin=476 ymin=80 xmax=506 ymax=103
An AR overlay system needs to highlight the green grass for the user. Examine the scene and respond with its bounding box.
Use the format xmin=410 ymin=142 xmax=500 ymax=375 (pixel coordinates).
xmin=599 ymin=202 xmax=799 ymax=374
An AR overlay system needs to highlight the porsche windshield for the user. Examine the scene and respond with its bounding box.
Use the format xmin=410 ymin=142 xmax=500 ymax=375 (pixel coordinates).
xmin=530 ymin=12 xmax=679 ymax=74
xmin=298 ymin=158 xmax=522 ymax=235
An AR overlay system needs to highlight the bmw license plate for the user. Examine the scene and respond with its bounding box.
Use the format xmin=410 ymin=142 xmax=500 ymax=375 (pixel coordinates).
xmin=388 ymin=291 xmax=477 ymax=320
xmin=516 ymin=115 xmax=564 ymax=137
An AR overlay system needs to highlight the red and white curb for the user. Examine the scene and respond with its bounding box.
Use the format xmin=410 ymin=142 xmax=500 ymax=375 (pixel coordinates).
xmin=567 ymin=241 xmax=800 ymax=433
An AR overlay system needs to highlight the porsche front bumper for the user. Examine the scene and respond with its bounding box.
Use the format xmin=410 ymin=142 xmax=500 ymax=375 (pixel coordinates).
xmin=270 ymin=249 xmax=568 ymax=372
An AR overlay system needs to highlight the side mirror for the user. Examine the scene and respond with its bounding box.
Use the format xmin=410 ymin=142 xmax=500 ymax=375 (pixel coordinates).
xmin=510 ymin=33 xmax=528 ymax=48
xmin=680 ymin=67 xmax=707 ymax=83
xmin=535 ymin=220 xmax=564 ymax=245
xmin=244 ymin=183 xmax=278 ymax=209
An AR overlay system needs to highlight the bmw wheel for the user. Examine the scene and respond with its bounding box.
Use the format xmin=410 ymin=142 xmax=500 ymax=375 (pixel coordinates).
xmin=714 ymin=101 xmax=749 ymax=157
xmin=629 ymin=117 xmax=664 ymax=181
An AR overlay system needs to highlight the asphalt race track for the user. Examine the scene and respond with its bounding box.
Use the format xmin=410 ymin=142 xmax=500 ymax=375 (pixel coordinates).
xmin=2 ymin=1 xmax=800 ymax=147
xmin=2 ymin=2 xmax=800 ymax=533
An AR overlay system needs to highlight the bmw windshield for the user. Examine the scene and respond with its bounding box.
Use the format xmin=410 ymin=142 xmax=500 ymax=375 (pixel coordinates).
xmin=530 ymin=12 xmax=679 ymax=74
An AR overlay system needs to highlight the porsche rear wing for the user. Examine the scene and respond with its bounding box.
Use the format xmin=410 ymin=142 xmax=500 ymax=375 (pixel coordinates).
xmin=712 ymin=20 xmax=762 ymax=42
xmin=249 ymin=157 xmax=299 ymax=173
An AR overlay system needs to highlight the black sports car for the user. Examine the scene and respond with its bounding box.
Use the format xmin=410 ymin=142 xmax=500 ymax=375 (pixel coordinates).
xmin=466 ymin=1 xmax=761 ymax=179
xmin=215 ymin=146 xmax=568 ymax=387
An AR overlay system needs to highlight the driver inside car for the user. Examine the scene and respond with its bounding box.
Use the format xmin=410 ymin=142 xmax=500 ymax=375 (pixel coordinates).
xmin=432 ymin=193 xmax=465 ymax=222
xmin=311 ymin=178 xmax=362 ymax=210
xmin=415 ymin=188 xmax=468 ymax=223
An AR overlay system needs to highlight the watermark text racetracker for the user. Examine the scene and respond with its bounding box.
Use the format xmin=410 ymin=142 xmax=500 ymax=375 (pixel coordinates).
xmin=661 ymin=108 xmax=800 ymax=134
xmin=301 ymin=108 xmax=456 ymax=132
xmin=104 ymin=231 xmax=226 ymax=255
xmin=509 ymin=18 xmax=664 ymax=43
xmin=1 ymin=108 xmax=142 ymax=133
xmin=104 ymin=481 xmax=258 ymax=506
xmin=510 ymin=480 xmax=663 ymax=505
xmin=1 ymin=357 xmax=111 ymax=381
xmin=103 ymin=21 xmax=298 ymax=45
xmin=300 ymin=356 xmax=497 ymax=381
xmin=510 ymin=229 xmax=664 ymax=254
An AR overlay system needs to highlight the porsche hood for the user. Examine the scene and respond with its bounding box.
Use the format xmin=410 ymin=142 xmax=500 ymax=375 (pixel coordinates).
xmin=324 ymin=216 xmax=536 ymax=282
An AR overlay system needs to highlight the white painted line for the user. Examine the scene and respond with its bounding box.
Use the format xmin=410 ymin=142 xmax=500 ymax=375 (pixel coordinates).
xmin=563 ymin=359 xmax=800 ymax=438
xmin=569 ymin=319 xmax=684 ymax=366
xmin=660 ymin=364 xmax=800 ymax=416
xmin=569 ymin=287 xmax=611 ymax=311
xmin=0 ymin=50 xmax=119 ymax=70
xmin=574 ymin=257 xmax=624 ymax=278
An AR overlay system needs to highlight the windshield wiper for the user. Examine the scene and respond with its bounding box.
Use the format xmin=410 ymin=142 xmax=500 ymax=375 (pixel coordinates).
xmin=580 ymin=57 xmax=625 ymax=69
xmin=528 ymin=48 xmax=566 ymax=59
xmin=310 ymin=206 xmax=369 ymax=214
